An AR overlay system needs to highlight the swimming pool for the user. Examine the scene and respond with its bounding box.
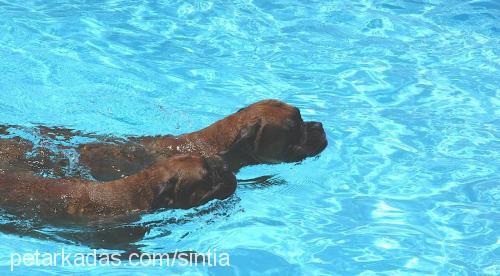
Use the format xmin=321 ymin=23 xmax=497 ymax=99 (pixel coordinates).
xmin=0 ymin=0 xmax=499 ymax=274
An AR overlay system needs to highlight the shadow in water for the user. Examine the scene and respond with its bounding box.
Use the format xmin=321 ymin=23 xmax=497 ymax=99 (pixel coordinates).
xmin=238 ymin=175 xmax=288 ymax=189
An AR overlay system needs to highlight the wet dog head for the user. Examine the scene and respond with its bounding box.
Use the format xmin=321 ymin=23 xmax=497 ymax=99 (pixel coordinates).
xmin=151 ymin=155 xmax=236 ymax=210
xmin=226 ymin=100 xmax=327 ymax=165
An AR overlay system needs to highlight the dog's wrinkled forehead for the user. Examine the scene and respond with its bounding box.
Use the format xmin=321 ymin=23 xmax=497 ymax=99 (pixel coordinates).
xmin=169 ymin=155 xmax=208 ymax=181
xmin=239 ymin=99 xmax=302 ymax=125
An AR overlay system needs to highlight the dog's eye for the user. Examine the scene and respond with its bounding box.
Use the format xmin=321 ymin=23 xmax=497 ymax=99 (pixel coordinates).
xmin=285 ymin=119 xmax=297 ymax=130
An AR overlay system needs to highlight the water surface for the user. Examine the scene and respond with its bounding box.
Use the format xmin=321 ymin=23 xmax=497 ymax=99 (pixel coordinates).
xmin=0 ymin=0 xmax=499 ymax=274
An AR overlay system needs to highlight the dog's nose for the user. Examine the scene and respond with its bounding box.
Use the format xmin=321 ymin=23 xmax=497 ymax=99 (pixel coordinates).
xmin=309 ymin=122 xmax=323 ymax=129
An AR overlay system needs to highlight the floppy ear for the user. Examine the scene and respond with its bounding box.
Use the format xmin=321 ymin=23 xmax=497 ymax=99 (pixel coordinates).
xmin=149 ymin=176 xmax=178 ymax=211
xmin=253 ymin=121 xmax=273 ymax=154
xmin=220 ymin=119 xmax=264 ymax=156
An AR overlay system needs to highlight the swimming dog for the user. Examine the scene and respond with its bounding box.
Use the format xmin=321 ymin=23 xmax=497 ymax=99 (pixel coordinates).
xmin=0 ymin=155 xmax=236 ymax=219
xmin=0 ymin=99 xmax=327 ymax=181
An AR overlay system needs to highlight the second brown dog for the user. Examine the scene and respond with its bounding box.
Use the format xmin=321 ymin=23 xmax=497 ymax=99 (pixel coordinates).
xmin=0 ymin=155 xmax=236 ymax=219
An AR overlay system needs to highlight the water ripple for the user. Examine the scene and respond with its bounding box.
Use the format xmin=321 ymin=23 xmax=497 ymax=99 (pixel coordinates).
xmin=0 ymin=0 xmax=499 ymax=274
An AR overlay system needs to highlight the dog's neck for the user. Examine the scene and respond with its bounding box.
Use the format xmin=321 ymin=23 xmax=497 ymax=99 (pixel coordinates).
xmin=140 ymin=112 xmax=244 ymax=157
xmin=137 ymin=112 xmax=256 ymax=171
xmin=183 ymin=114 xmax=242 ymax=153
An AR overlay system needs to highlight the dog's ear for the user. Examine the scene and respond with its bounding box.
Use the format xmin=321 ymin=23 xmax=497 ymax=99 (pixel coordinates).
xmin=150 ymin=176 xmax=178 ymax=211
xmin=253 ymin=121 xmax=278 ymax=155
xmin=250 ymin=121 xmax=291 ymax=161
xmin=220 ymin=119 xmax=263 ymax=156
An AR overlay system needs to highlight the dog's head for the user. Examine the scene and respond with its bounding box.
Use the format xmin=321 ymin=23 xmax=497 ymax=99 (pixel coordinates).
xmin=227 ymin=100 xmax=327 ymax=165
xmin=151 ymin=155 xmax=236 ymax=210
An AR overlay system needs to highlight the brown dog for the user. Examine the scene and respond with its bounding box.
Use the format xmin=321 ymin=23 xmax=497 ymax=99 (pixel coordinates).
xmin=6 ymin=99 xmax=326 ymax=181
xmin=0 ymin=155 xmax=236 ymax=219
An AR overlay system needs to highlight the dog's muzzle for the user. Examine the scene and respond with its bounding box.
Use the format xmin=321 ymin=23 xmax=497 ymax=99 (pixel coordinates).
xmin=288 ymin=121 xmax=327 ymax=161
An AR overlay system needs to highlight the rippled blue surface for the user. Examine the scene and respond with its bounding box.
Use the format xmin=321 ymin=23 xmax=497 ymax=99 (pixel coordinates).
xmin=1 ymin=0 xmax=499 ymax=274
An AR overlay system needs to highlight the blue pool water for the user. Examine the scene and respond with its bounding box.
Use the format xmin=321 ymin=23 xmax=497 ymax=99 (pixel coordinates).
xmin=0 ymin=0 xmax=499 ymax=274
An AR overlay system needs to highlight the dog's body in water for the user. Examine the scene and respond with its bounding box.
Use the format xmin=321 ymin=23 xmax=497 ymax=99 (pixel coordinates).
xmin=0 ymin=99 xmax=327 ymax=250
